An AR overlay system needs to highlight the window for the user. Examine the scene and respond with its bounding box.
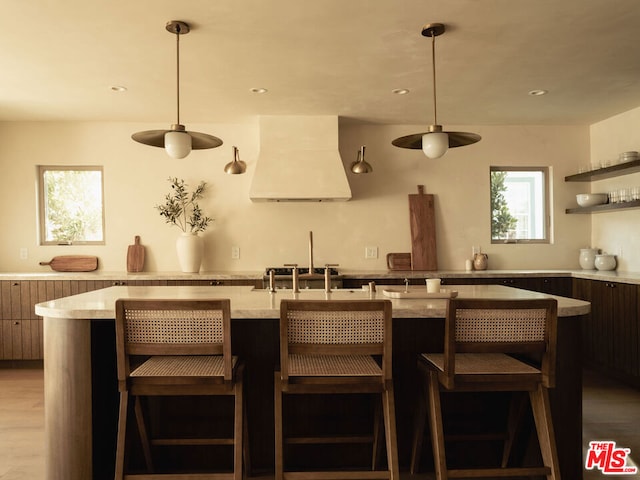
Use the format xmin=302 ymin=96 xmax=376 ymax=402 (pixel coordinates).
xmin=38 ymin=166 xmax=105 ymax=245
xmin=490 ymin=166 xmax=550 ymax=243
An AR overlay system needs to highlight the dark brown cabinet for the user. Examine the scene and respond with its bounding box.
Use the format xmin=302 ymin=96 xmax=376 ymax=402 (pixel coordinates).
xmin=0 ymin=277 xmax=261 ymax=360
xmin=574 ymin=278 xmax=639 ymax=385
xmin=343 ymin=276 xmax=572 ymax=297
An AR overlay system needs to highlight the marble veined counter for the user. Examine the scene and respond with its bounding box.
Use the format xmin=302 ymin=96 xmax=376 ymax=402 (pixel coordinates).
xmin=35 ymin=284 xmax=590 ymax=320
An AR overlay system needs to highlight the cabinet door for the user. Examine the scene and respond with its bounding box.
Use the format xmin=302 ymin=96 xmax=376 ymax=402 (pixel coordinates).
xmin=609 ymin=282 xmax=638 ymax=377
xmin=576 ymin=279 xmax=638 ymax=381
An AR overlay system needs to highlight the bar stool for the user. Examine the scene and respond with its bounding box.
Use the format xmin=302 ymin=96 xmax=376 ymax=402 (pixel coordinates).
xmin=274 ymin=299 xmax=399 ymax=480
xmin=410 ymin=298 xmax=561 ymax=480
xmin=114 ymin=298 xmax=245 ymax=480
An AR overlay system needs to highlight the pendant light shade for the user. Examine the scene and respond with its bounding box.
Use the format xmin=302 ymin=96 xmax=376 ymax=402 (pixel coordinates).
xmin=350 ymin=145 xmax=373 ymax=174
xmin=392 ymin=23 xmax=480 ymax=158
xmin=132 ymin=21 xmax=223 ymax=158
xmin=224 ymin=146 xmax=247 ymax=174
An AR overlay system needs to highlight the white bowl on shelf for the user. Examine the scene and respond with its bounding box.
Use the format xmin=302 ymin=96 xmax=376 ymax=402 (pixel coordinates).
xmin=576 ymin=193 xmax=608 ymax=207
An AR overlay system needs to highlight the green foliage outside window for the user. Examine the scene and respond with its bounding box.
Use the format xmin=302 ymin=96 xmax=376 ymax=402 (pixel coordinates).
xmin=39 ymin=167 xmax=104 ymax=244
xmin=491 ymin=170 xmax=517 ymax=240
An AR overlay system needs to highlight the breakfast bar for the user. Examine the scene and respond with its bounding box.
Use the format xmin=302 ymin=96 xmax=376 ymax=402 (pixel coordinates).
xmin=36 ymin=284 xmax=589 ymax=480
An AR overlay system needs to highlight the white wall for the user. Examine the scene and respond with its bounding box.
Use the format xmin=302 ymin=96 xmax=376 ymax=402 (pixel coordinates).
xmin=590 ymin=106 xmax=640 ymax=272
xmin=0 ymin=120 xmax=591 ymax=273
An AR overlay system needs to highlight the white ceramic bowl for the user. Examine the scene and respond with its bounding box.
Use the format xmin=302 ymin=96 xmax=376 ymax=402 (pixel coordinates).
xmin=595 ymin=254 xmax=617 ymax=271
xmin=577 ymin=193 xmax=608 ymax=207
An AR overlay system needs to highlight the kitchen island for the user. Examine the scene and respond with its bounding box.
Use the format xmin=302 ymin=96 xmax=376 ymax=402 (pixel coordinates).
xmin=36 ymin=285 xmax=589 ymax=480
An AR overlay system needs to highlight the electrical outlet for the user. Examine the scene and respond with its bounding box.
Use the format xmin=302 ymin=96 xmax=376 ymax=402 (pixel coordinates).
xmin=19 ymin=248 xmax=28 ymax=260
xmin=231 ymin=246 xmax=240 ymax=259
xmin=365 ymin=246 xmax=378 ymax=259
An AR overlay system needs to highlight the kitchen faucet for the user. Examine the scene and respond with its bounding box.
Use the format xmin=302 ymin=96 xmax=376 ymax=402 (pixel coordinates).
xmin=324 ymin=263 xmax=339 ymax=293
xmin=284 ymin=263 xmax=300 ymax=293
xmin=300 ymin=231 xmax=322 ymax=279
xmin=308 ymin=230 xmax=315 ymax=274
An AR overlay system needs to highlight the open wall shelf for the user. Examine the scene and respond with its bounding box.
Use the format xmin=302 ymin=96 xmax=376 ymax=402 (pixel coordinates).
xmin=566 ymin=199 xmax=640 ymax=214
xmin=565 ymin=159 xmax=640 ymax=182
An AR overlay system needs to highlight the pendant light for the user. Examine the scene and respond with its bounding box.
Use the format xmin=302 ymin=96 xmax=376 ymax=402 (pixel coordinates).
xmin=350 ymin=145 xmax=373 ymax=174
xmin=132 ymin=21 xmax=223 ymax=159
xmin=392 ymin=23 xmax=480 ymax=159
xmin=224 ymin=146 xmax=247 ymax=174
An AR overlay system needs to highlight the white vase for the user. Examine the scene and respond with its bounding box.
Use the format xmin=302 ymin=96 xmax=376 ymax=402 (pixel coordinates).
xmin=176 ymin=232 xmax=204 ymax=273
xmin=579 ymin=248 xmax=598 ymax=270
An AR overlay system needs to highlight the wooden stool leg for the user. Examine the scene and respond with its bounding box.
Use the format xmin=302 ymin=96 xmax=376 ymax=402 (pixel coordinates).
xmin=234 ymin=367 xmax=244 ymax=480
xmin=114 ymin=391 xmax=129 ymax=480
xmin=529 ymin=385 xmax=561 ymax=480
xmin=243 ymin=386 xmax=251 ymax=478
xmin=274 ymin=372 xmax=284 ymax=480
xmin=427 ymin=371 xmax=447 ymax=480
xmin=410 ymin=367 xmax=429 ymax=474
xmin=134 ymin=396 xmax=154 ymax=472
xmin=371 ymin=397 xmax=383 ymax=470
xmin=502 ymin=391 xmax=527 ymax=467
xmin=382 ymin=382 xmax=400 ymax=480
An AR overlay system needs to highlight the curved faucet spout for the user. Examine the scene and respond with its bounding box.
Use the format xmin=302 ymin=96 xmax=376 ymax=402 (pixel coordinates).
xmin=309 ymin=231 xmax=314 ymax=273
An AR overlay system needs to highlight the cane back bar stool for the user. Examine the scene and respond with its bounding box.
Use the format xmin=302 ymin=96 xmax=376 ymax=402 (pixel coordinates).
xmin=275 ymin=299 xmax=399 ymax=480
xmin=410 ymin=297 xmax=561 ymax=480
xmin=114 ymin=299 xmax=245 ymax=480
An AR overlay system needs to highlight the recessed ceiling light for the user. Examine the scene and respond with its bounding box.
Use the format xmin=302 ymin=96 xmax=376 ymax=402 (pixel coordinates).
xmin=109 ymin=85 xmax=127 ymax=92
xmin=392 ymin=88 xmax=410 ymax=95
xmin=528 ymin=89 xmax=548 ymax=96
xmin=250 ymin=87 xmax=268 ymax=94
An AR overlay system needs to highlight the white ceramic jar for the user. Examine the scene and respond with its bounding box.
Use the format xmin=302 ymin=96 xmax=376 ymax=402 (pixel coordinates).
xmin=579 ymin=248 xmax=598 ymax=270
xmin=594 ymin=254 xmax=617 ymax=271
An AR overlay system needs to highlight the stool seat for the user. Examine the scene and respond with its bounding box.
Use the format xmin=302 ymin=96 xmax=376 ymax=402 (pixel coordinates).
xmin=289 ymin=354 xmax=381 ymax=376
xmin=131 ymin=355 xmax=239 ymax=378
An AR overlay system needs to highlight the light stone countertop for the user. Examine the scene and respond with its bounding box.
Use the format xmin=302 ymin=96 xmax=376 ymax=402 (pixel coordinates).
xmin=3 ymin=268 xmax=640 ymax=284
xmin=35 ymin=284 xmax=590 ymax=320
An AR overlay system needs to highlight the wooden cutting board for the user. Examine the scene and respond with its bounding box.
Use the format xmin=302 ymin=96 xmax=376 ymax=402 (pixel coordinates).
xmin=39 ymin=255 xmax=98 ymax=272
xmin=408 ymin=185 xmax=437 ymax=270
xmin=127 ymin=236 xmax=145 ymax=273
xmin=386 ymin=253 xmax=412 ymax=271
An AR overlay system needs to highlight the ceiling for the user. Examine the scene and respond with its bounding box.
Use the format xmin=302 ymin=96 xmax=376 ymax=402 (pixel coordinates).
xmin=2 ymin=0 xmax=640 ymax=126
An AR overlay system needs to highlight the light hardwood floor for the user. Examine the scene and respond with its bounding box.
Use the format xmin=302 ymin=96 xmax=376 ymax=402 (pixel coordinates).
xmin=1 ymin=367 xmax=638 ymax=479
xmin=0 ymin=368 xmax=44 ymax=480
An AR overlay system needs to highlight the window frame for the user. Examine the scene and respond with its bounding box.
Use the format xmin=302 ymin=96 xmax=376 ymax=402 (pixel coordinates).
xmin=37 ymin=165 xmax=106 ymax=246
xmin=490 ymin=166 xmax=551 ymax=244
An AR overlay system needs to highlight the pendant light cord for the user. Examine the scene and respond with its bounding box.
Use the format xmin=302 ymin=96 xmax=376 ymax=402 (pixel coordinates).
xmin=175 ymin=24 xmax=181 ymax=126
xmin=431 ymin=32 xmax=438 ymax=126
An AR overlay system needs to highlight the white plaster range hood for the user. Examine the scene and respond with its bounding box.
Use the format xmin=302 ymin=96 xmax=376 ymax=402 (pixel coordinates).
xmin=249 ymin=116 xmax=352 ymax=202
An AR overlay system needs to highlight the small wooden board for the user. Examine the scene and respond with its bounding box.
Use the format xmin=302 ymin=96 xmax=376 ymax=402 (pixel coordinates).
xmin=386 ymin=253 xmax=412 ymax=271
xmin=39 ymin=255 xmax=98 ymax=272
xmin=126 ymin=236 xmax=145 ymax=273
xmin=382 ymin=288 xmax=458 ymax=299
xmin=408 ymin=185 xmax=437 ymax=270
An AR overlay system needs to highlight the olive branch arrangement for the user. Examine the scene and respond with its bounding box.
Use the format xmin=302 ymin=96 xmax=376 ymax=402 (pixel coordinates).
xmin=156 ymin=177 xmax=213 ymax=233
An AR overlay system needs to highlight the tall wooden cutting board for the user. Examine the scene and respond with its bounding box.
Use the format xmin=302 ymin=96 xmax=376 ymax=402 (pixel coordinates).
xmin=126 ymin=236 xmax=145 ymax=273
xmin=408 ymin=185 xmax=437 ymax=270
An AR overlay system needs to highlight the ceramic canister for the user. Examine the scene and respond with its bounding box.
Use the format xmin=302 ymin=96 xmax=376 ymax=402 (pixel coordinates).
xmin=579 ymin=248 xmax=598 ymax=270
xmin=594 ymin=254 xmax=617 ymax=271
